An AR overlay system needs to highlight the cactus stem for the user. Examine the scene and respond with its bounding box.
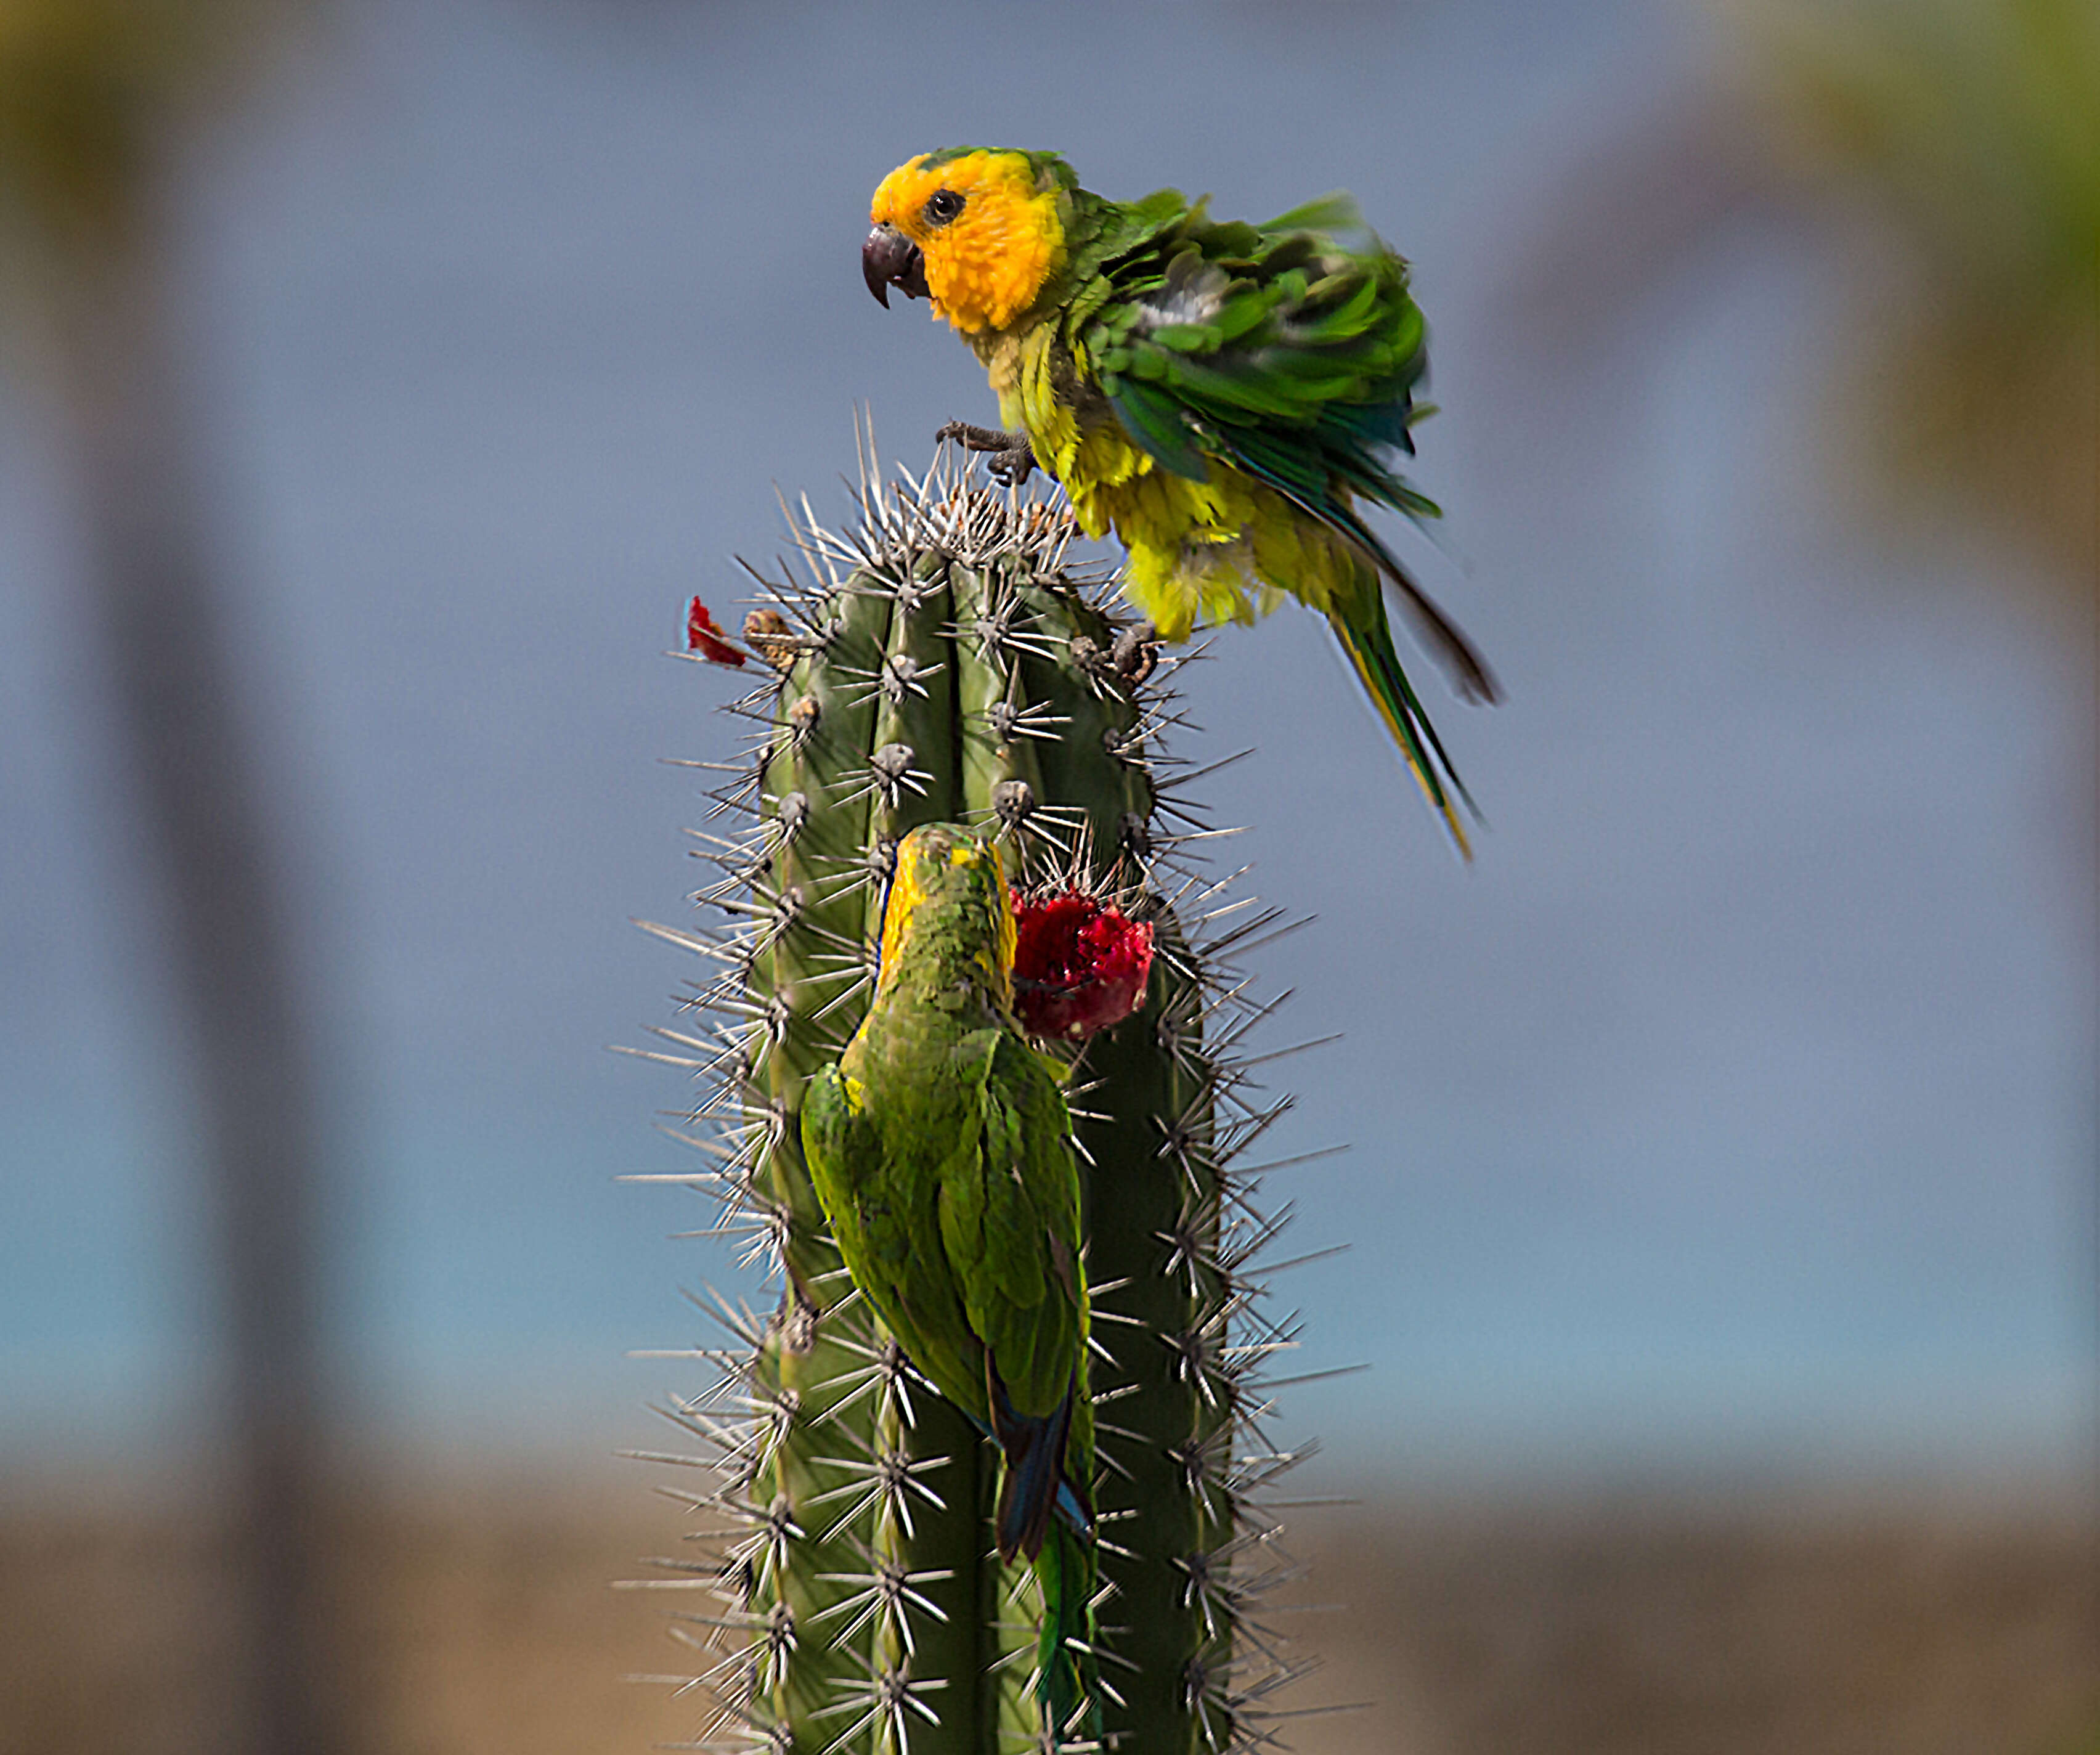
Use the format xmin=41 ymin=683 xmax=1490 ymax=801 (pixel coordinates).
xmin=638 ymin=440 xmax=1338 ymax=1755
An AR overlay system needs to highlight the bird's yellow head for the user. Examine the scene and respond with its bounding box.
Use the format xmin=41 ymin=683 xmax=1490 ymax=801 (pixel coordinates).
xmin=877 ymin=823 xmax=1017 ymax=1002
xmin=863 ymin=149 xmax=1070 ymax=335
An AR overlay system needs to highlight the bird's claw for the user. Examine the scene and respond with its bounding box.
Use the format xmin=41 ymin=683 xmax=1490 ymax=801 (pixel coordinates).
xmin=985 ymin=447 xmax=1035 ymax=487
xmin=937 ymin=421 xmax=1037 ymax=488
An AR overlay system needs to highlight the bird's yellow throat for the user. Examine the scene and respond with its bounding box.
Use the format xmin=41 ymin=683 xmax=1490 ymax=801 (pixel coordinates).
xmin=876 ymin=828 xmax=1017 ymax=1002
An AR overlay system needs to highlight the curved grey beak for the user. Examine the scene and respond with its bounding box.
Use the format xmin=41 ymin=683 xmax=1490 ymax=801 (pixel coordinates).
xmin=863 ymin=222 xmax=929 ymax=307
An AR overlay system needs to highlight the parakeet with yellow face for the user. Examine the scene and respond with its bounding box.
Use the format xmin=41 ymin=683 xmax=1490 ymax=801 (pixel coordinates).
xmin=801 ymin=823 xmax=1096 ymax=1735
xmin=862 ymin=147 xmax=1498 ymax=853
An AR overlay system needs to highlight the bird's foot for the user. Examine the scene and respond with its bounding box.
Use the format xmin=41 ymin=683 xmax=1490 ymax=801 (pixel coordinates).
xmin=937 ymin=421 xmax=1037 ymax=487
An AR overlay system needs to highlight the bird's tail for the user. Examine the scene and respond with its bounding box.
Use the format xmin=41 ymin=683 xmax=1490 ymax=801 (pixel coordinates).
xmin=1033 ymin=1515 xmax=1097 ymax=1744
xmin=990 ymin=1372 xmax=1083 ymax=1565
xmin=1329 ymin=578 xmax=1481 ymax=858
xmin=964 ymin=1401 xmax=1093 ymax=1541
xmin=988 ymin=1366 xmax=1097 ymax=1740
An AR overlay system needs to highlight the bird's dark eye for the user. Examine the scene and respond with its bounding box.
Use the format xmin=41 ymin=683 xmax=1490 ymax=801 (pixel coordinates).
xmin=923 ymin=188 xmax=965 ymax=226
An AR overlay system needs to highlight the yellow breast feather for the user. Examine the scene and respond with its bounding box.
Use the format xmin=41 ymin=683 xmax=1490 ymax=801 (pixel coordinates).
xmin=1057 ymin=448 xmax=1353 ymax=642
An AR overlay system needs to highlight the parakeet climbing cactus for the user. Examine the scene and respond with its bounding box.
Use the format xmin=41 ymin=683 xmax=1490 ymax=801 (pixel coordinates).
xmin=803 ymin=821 xmax=1100 ymax=1741
xmin=632 ymin=431 xmax=1325 ymax=1755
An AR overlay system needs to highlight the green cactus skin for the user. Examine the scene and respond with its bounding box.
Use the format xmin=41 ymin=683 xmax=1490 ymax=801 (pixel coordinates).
xmin=633 ymin=438 xmax=1321 ymax=1755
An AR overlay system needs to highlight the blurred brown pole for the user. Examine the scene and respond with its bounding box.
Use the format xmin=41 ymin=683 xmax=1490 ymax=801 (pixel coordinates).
xmin=44 ymin=179 xmax=341 ymax=1755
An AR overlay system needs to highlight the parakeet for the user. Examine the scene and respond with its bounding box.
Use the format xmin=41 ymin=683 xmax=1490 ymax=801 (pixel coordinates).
xmin=862 ymin=148 xmax=1498 ymax=853
xmin=801 ymin=823 xmax=1095 ymax=1733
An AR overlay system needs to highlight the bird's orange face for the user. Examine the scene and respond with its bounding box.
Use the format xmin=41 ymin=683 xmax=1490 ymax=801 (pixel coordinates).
xmin=864 ymin=150 xmax=1066 ymax=335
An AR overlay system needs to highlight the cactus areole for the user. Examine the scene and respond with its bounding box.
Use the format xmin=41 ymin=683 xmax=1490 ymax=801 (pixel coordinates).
xmin=637 ymin=436 xmax=1321 ymax=1754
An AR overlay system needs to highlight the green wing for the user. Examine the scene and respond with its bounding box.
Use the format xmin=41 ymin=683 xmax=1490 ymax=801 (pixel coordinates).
xmin=938 ymin=1030 xmax=1085 ymax=1422
xmin=801 ymin=1065 xmax=877 ymax=1295
xmin=802 ymin=1062 xmax=988 ymax=1420
xmin=1072 ymin=198 xmax=1495 ymax=708
xmin=804 ymin=1028 xmax=1083 ymax=1427
xmin=1078 ymin=198 xmax=1430 ymax=501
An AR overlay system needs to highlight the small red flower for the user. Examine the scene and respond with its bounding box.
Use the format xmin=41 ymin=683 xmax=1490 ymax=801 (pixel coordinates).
xmin=686 ymin=597 xmax=747 ymax=667
xmin=1010 ymin=887 xmax=1155 ymax=1040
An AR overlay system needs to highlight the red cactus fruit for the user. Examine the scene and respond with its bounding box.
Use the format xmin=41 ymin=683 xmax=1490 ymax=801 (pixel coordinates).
xmin=1010 ymin=887 xmax=1155 ymax=1040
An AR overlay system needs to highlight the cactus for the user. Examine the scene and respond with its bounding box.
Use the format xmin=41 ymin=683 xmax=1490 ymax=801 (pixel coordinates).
xmin=632 ymin=431 xmax=1323 ymax=1755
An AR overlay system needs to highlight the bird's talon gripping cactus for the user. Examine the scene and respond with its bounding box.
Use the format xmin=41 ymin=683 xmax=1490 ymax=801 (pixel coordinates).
xmin=638 ymin=436 xmax=1325 ymax=1754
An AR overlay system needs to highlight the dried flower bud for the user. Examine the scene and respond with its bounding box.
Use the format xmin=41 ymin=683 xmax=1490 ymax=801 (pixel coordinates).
xmin=742 ymin=609 xmax=799 ymax=670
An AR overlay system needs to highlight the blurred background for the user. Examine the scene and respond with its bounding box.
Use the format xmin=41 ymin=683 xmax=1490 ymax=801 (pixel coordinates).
xmin=1 ymin=1 xmax=2093 ymax=1751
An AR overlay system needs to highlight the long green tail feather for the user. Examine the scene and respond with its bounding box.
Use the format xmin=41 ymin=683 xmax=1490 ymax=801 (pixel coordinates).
xmin=1035 ymin=1518 xmax=1098 ymax=1743
xmin=1329 ymin=580 xmax=1477 ymax=858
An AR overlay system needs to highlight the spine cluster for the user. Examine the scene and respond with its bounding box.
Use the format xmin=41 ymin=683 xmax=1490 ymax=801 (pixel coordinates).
xmin=632 ymin=434 xmax=1325 ymax=1755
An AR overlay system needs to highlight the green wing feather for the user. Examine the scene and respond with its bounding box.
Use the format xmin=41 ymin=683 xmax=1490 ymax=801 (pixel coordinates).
xmin=803 ymin=1058 xmax=988 ymax=1422
xmin=953 ymin=1032 xmax=1083 ymax=1417
xmin=1080 ymin=216 xmax=1430 ymax=517
xmin=1073 ymin=201 xmax=1499 ymax=714
xmin=803 ymin=970 xmax=1088 ymax=1444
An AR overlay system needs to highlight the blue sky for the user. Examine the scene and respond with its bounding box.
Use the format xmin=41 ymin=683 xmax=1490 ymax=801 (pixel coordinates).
xmin=0 ymin=0 xmax=2090 ymax=1488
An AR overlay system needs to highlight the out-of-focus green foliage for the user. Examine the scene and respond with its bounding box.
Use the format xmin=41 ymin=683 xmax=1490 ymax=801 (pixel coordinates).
xmin=1740 ymin=0 xmax=2098 ymax=585
xmin=0 ymin=0 xmax=288 ymax=254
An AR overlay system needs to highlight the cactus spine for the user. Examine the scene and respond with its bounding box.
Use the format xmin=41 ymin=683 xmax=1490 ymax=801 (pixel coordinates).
xmin=635 ymin=435 xmax=1321 ymax=1754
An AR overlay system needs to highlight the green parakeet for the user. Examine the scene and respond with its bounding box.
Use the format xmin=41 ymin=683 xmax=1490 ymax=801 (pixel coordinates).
xmin=861 ymin=147 xmax=1498 ymax=854
xmin=800 ymin=822 xmax=1095 ymax=1733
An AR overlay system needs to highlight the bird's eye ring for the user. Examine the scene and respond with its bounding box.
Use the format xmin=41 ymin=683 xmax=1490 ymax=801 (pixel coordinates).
xmin=923 ymin=189 xmax=965 ymax=226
